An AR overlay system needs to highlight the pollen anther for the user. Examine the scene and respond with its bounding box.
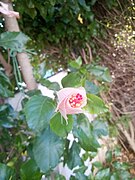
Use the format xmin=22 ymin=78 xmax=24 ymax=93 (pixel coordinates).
xmin=69 ymin=93 xmax=83 ymax=108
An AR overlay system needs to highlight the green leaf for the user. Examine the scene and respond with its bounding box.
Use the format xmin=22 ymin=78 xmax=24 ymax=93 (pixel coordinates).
xmin=55 ymin=174 xmax=66 ymax=180
xmin=90 ymin=0 xmax=97 ymax=6
xmin=88 ymin=65 xmax=112 ymax=82
xmin=0 ymin=104 xmax=17 ymax=128
xmin=92 ymin=161 xmax=103 ymax=169
xmin=85 ymin=94 xmax=108 ymax=114
xmin=95 ymin=168 xmax=110 ymax=180
xmin=67 ymin=141 xmax=83 ymax=169
xmin=69 ymin=56 xmax=82 ymax=69
xmin=26 ymin=89 xmax=42 ymax=97
xmin=0 ymin=32 xmax=29 ymax=53
xmin=70 ymin=172 xmax=87 ymax=180
xmin=73 ymin=114 xmax=100 ymax=151
xmin=92 ymin=120 xmax=108 ymax=137
xmin=61 ymin=72 xmax=82 ymax=87
xmin=33 ymin=127 xmax=65 ymax=173
xmin=25 ymin=95 xmax=55 ymax=132
xmin=75 ymin=172 xmax=88 ymax=180
xmin=20 ymin=159 xmax=42 ymax=180
xmin=101 ymin=69 xmax=112 ymax=82
xmin=0 ymin=70 xmax=13 ymax=97
xmin=88 ymin=65 xmax=105 ymax=76
xmin=114 ymin=147 xmax=121 ymax=157
xmin=69 ymin=61 xmax=80 ymax=69
xmin=112 ymin=161 xmax=131 ymax=171
xmin=78 ymin=0 xmax=90 ymax=11
xmin=105 ymin=150 xmax=112 ymax=163
xmin=119 ymin=170 xmax=131 ymax=179
xmin=27 ymin=0 xmax=35 ymax=8
xmin=0 ymin=70 xmax=11 ymax=85
xmin=37 ymin=5 xmax=47 ymax=19
xmin=25 ymin=7 xmax=37 ymax=19
xmin=73 ymin=166 xmax=87 ymax=174
xmin=78 ymin=0 xmax=87 ymax=7
xmin=110 ymin=172 xmax=120 ymax=180
xmin=112 ymin=161 xmax=122 ymax=170
xmin=50 ymin=113 xmax=73 ymax=137
xmin=85 ymin=80 xmax=99 ymax=94
xmin=76 ymin=56 xmax=82 ymax=66
xmin=0 ymin=84 xmax=13 ymax=97
xmin=0 ymin=163 xmax=14 ymax=180
xmin=40 ymin=78 xmax=60 ymax=91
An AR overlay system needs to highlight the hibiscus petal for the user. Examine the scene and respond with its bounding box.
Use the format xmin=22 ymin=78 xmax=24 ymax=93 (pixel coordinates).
xmin=56 ymin=87 xmax=87 ymax=120
xmin=56 ymin=98 xmax=68 ymax=120
xmin=65 ymin=98 xmax=84 ymax=114
xmin=66 ymin=107 xmax=83 ymax=115
xmin=57 ymin=87 xmax=86 ymax=102
xmin=0 ymin=2 xmax=8 ymax=11
xmin=59 ymin=108 xmax=68 ymax=120
xmin=57 ymin=98 xmax=83 ymax=119
xmin=0 ymin=2 xmax=20 ymax=18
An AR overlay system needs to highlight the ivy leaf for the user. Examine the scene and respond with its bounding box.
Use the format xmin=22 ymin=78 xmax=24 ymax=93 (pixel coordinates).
xmin=67 ymin=141 xmax=83 ymax=169
xmin=85 ymin=94 xmax=108 ymax=114
xmin=27 ymin=0 xmax=35 ymax=8
xmin=50 ymin=113 xmax=73 ymax=137
xmin=24 ymin=95 xmax=55 ymax=132
xmin=0 ymin=32 xmax=29 ymax=53
xmin=73 ymin=114 xmax=100 ymax=151
xmin=78 ymin=0 xmax=87 ymax=7
xmin=33 ymin=127 xmax=65 ymax=173
xmin=24 ymin=7 xmax=37 ymax=19
xmin=90 ymin=0 xmax=97 ymax=6
xmin=78 ymin=0 xmax=90 ymax=11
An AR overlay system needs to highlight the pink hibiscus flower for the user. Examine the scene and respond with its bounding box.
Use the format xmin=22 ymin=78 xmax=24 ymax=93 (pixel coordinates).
xmin=56 ymin=87 xmax=87 ymax=120
xmin=0 ymin=2 xmax=19 ymax=18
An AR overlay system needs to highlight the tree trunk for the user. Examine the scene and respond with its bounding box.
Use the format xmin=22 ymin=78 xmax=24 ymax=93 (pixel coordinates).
xmin=2 ymin=0 xmax=37 ymax=90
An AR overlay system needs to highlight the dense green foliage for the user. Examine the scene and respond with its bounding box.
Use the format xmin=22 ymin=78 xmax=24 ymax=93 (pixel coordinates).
xmin=11 ymin=0 xmax=132 ymax=71
xmin=14 ymin=0 xmax=129 ymax=48
xmin=15 ymin=0 xmax=99 ymax=47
